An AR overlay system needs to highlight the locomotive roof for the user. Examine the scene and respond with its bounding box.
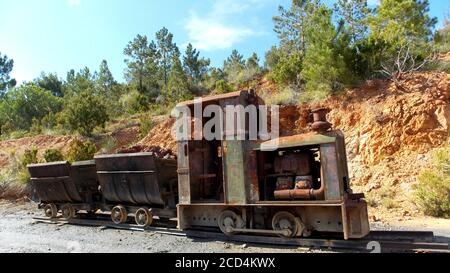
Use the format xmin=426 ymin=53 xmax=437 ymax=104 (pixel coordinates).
xmin=255 ymin=132 xmax=336 ymax=151
xmin=176 ymin=90 xmax=263 ymax=108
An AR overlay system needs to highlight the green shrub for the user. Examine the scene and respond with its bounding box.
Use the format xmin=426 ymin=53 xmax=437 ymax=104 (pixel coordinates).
xmin=0 ymin=84 xmax=63 ymax=131
xmin=414 ymin=148 xmax=450 ymax=218
xmin=120 ymin=90 xmax=149 ymax=114
xmin=214 ymin=80 xmax=234 ymax=94
xmin=149 ymin=103 xmax=174 ymax=116
xmin=0 ymin=170 xmax=28 ymax=198
xmin=66 ymin=139 xmax=97 ymax=162
xmin=44 ymin=149 xmax=64 ymax=163
xmin=139 ymin=114 xmax=155 ymax=137
xmin=41 ymin=112 xmax=58 ymax=130
xmin=268 ymin=52 xmax=303 ymax=86
xmin=21 ymin=148 xmax=38 ymax=167
xmin=30 ymin=118 xmax=43 ymax=135
xmin=265 ymin=86 xmax=299 ymax=105
xmin=62 ymin=91 xmax=109 ymax=137
xmin=0 ymin=151 xmax=31 ymax=197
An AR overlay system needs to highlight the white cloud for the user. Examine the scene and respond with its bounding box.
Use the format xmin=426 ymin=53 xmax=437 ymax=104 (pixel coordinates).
xmin=367 ymin=0 xmax=380 ymax=6
xmin=67 ymin=0 xmax=81 ymax=7
xmin=185 ymin=14 xmax=255 ymax=51
xmin=185 ymin=0 xmax=269 ymax=51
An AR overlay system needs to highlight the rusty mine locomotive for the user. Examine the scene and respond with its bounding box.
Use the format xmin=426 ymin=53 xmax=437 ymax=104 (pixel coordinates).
xmin=27 ymin=91 xmax=370 ymax=240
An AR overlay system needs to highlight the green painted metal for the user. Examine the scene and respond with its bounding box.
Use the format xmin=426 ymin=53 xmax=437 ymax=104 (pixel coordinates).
xmin=320 ymin=143 xmax=342 ymax=201
xmin=223 ymin=140 xmax=247 ymax=205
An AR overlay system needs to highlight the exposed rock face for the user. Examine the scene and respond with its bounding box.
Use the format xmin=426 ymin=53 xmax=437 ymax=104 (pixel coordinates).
xmin=138 ymin=117 xmax=177 ymax=152
xmin=275 ymin=71 xmax=450 ymax=220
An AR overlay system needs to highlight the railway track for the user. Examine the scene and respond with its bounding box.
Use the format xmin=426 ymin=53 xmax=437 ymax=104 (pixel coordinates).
xmin=32 ymin=216 xmax=450 ymax=253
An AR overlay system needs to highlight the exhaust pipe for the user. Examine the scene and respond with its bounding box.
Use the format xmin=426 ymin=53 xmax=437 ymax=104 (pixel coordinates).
xmin=274 ymin=180 xmax=325 ymax=200
xmin=311 ymin=108 xmax=332 ymax=133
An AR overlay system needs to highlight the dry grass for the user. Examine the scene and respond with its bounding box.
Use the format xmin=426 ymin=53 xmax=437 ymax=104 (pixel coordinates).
xmin=0 ymin=152 xmax=30 ymax=200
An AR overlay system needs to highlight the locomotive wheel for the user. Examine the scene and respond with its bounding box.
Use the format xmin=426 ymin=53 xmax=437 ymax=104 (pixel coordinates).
xmin=44 ymin=203 xmax=58 ymax=219
xmin=272 ymin=211 xmax=303 ymax=238
xmin=61 ymin=204 xmax=75 ymax=220
xmin=218 ymin=210 xmax=245 ymax=236
xmin=135 ymin=208 xmax=153 ymax=227
xmin=111 ymin=206 xmax=128 ymax=224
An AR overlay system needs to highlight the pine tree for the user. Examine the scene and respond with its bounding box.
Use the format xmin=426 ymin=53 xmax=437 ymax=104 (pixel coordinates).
xmin=334 ymin=0 xmax=371 ymax=48
xmin=97 ymin=60 xmax=116 ymax=96
xmin=301 ymin=4 xmax=347 ymax=99
xmin=368 ymin=0 xmax=437 ymax=78
xmin=0 ymin=52 xmax=16 ymax=96
xmin=246 ymin=53 xmax=260 ymax=71
xmin=166 ymin=51 xmax=190 ymax=102
xmin=183 ymin=43 xmax=210 ymax=85
xmin=273 ymin=0 xmax=320 ymax=54
xmin=224 ymin=50 xmax=245 ymax=73
xmin=156 ymin=27 xmax=178 ymax=88
xmin=369 ymin=0 xmax=437 ymax=49
xmin=124 ymin=35 xmax=160 ymax=97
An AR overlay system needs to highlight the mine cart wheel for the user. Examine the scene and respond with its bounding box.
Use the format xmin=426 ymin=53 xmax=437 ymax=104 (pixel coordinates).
xmin=218 ymin=210 xmax=245 ymax=236
xmin=44 ymin=203 xmax=58 ymax=219
xmin=61 ymin=204 xmax=76 ymax=220
xmin=272 ymin=211 xmax=303 ymax=238
xmin=135 ymin=208 xmax=153 ymax=227
xmin=111 ymin=206 xmax=128 ymax=224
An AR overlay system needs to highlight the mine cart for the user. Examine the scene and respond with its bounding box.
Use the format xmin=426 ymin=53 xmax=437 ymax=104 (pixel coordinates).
xmin=176 ymin=91 xmax=370 ymax=240
xmin=94 ymin=153 xmax=178 ymax=226
xmin=27 ymin=160 xmax=101 ymax=220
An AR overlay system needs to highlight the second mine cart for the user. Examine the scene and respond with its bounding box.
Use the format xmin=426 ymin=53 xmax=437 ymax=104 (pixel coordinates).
xmin=94 ymin=153 xmax=178 ymax=226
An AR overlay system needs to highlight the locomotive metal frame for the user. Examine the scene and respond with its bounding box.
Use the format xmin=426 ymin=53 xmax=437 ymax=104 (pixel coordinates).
xmin=176 ymin=91 xmax=369 ymax=240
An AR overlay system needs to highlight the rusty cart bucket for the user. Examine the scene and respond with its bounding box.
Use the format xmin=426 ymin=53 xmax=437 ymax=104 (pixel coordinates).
xmin=94 ymin=153 xmax=177 ymax=207
xmin=27 ymin=160 xmax=98 ymax=203
xmin=28 ymin=161 xmax=81 ymax=203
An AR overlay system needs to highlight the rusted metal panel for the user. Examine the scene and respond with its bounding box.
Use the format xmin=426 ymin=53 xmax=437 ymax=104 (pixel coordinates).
xmin=30 ymin=176 xmax=82 ymax=203
xmin=27 ymin=161 xmax=98 ymax=204
xmin=71 ymin=160 xmax=98 ymax=196
xmin=257 ymin=133 xmax=336 ymax=151
xmin=344 ymin=201 xmax=370 ymax=239
xmin=301 ymin=206 xmax=343 ymax=233
xmin=244 ymin=147 xmax=259 ymax=203
xmin=28 ymin=161 xmax=70 ymax=178
xmin=274 ymin=153 xmax=311 ymax=175
xmin=177 ymin=141 xmax=191 ymax=205
xmin=320 ymin=143 xmax=342 ymax=201
xmin=223 ymin=140 xmax=247 ymax=204
xmin=177 ymin=90 xmax=248 ymax=108
xmin=326 ymin=130 xmax=350 ymax=192
xmin=95 ymin=153 xmax=177 ymax=207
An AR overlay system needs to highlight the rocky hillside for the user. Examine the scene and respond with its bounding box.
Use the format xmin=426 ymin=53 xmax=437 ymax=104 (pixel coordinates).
xmin=272 ymin=71 xmax=450 ymax=221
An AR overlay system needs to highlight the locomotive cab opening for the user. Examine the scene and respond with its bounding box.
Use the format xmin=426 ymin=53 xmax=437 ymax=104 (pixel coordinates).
xmin=185 ymin=139 xmax=225 ymax=203
xmin=257 ymin=145 xmax=323 ymax=201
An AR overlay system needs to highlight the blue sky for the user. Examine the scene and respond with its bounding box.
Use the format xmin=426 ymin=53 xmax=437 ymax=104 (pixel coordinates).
xmin=0 ymin=0 xmax=448 ymax=84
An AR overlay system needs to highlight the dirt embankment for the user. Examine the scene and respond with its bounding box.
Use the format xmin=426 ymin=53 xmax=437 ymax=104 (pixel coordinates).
xmin=271 ymin=71 xmax=450 ymax=221
xmin=0 ymin=135 xmax=76 ymax=168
